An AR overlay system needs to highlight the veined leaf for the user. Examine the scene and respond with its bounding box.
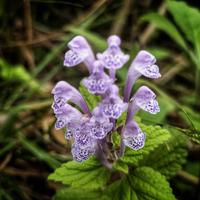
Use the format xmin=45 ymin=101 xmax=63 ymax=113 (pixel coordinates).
xmin=53 ymin=188 xmax=108 ymax=200
xmin=140 ymin=13 xmax=187 ymax=50
xmin=79 ymin=85 xmax=100 ymax=110
xmin=141 ymin=131 xmax=187 ymax=178
xmin=113 ymin=160 xmax=129 ymax=174
xmin=48 ymin=157 xmax=110 ymax=189
xmin=105 ymin=167 xmax=175 ymax=200
xmin=120 ymin=122 xmax=171 ymax=166
xmin=128 ymin=167 xmax=176 ymax=200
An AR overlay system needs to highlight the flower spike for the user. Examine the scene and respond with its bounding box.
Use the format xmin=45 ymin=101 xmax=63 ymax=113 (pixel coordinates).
xmin=64 ymin=36 xmax=95 ymax=73
xmin=124 ymin=50 xmax=161 ymax=102
xmin=53 ymin=35 xmax=162 ymax=165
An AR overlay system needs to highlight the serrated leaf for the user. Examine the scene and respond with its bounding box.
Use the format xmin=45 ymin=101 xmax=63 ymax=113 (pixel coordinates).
xmin=48 ymin=157 xmax=110 ymax=189
xmin=141 ymin=131 xmax=187 ymax=178
xmin=128 ymin=167 xmax=176 ymax=200
xmin=120 ymin=123 xmax=171 ymax=166
xmin=140 ymin=13 xmax=187 ymax=50
xmin=53 ymin=188 xmax=108 ymax=200
xmin=113 ymin=160 xmax=129 ymax=174
xmin=106 ymin=178 xmax=136 ymax=200
xmin=79 ymin=85 xmax=100 ymax=111
xmin=105 ymin=167 xmax=175 ymax=200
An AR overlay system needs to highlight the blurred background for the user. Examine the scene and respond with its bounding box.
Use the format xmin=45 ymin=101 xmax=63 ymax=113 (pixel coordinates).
xmin=0 ymin=0 xmax=199 ymax=199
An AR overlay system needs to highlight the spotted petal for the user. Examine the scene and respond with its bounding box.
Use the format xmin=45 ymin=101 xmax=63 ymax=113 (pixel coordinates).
xmin=123 ymin=121 xmax=146 ymax=150
xmin=71 ymin=144 xmax=95 ymax=162
xmin=97 ymin=35 xmax=129 ymax=69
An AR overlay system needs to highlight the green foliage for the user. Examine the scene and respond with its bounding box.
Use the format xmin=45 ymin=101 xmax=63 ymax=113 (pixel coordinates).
xmin=48 ymin=157 xmax=110 ymax=189
xmin=167 ymin=1 xmax=200 ymax=45
xmin=113 ymin=159 xmax=129 ymax=174
xmin=141 ymin=131 xmax=187 ymax=179
xmin=105 ymin=167 xmax=175 ymax=200
xmin=127 ymin=167 xmax=176 ymax=200
xmin=140 ymin=12 xmax=187 ymax=50
xmin=79 ymin=85 xmax=100 ymax=110
xmin=53 ymin=188 xmax=108 ymax=200
xmin=120 ymin=122 xmax=171 ymax=166
xmin=19 ymin=135 xmax=61 ymax=169
xmin=0 ymin=59 xmax=39 ymax=89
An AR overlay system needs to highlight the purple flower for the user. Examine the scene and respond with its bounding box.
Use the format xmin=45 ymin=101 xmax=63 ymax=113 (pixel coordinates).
xmin=97 ymin=35 xmax=129 ymax=70
xmin=64 ymin=36 xmax=95 ymax=73
xmin=71 ymin=144 xmax=95 ymax=162
xmin=97 ymin=35 xmax=129 ymax=80
xmin=88 ymin=107 xmax=113 ymax=139
xmin=52 ymin=81 xmax=90 ymax=115
xmin=100 ymin=85 xmax=128 ymax=119
xmin=82 ymin=60 xmax=113 ymax=95
xmin=126 ymin=86 xmax=160 ymax=123
xmin=124 ymin=50 xmax=161 ymax=102
xmin=52 ymin=35 xmax=162 ymax=166
xmin=122 ymin=121 xmax=146 ymax=150
xmin=54 ymin=104 xmax=82 ymax=130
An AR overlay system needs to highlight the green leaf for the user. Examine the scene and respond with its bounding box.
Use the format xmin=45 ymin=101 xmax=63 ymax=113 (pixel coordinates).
xmin=48 ymin=157 xmax=110 ymax=189
xmin=141 ymin=131 xmax=187 ymax=178
xmin=79 ymin=85 xmax=100 ymax=110
xmin=105 ymin=178 xmax=135 ymax=200
xmin=105 ymin=167 xmax=175 ymax=200
xmin=167 ymin=1 xmax=200 ymax=44
xmin=113 ymin=160 xmax=129 ymax=174
xmin=179 ymin=106 xmax=200 ymax=144
xmin=120 ymin=122 xmax=171 ymax=166
xmin=128 ymin=167 xmax=176 ymax=200
xmin=53 ymin=188 xmax=108 ymax=200
xmin=140 ymin=12 xmax=187 ymax=50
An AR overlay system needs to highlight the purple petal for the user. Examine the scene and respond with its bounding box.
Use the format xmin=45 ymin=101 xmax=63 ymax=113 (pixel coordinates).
xmin=64 ymin=49 xmax=88 ymax=67
xmin=71 ymin=144 xmax=95 ymax=162
xmin=64 ymin=36 xmax=95 ymax=73
xmin=55 ymin=118 xmax=66 ymax=130
xmin=82 ymin=60 xmax=113 ymax=94
xmin=88 ymin=115 xmax=113 ymax=139
xmin=97 ymin=35 xmax=129 ymax=70
xmin=126 ymin=86 xmax=160 ymax=123
xmin=122 ymin=121 xmax=146 ymax=150
xmin=133 ymin=86 xmax=160 ymax=114
xmin=52 ymin=81 xmax=90 ymax=114
xmin=124 ymin=50 xmax=161 ymax=102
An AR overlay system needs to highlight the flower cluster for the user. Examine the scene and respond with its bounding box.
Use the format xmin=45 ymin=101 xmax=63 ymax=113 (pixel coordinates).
xmin=52 ymin=35 xmax=161 ymax=167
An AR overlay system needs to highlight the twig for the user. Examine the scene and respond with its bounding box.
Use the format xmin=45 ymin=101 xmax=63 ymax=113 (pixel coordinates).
xmin=139 ymin=1 xmax=167 ymax=46
xmin=22 ymin=0 xmax=35 ymax=69
xmin=2 ymin=167 xmax=48 ymax=177
xmin=0 ymin=153 xmax=12 ymax=171
xmin=177 ymin=170 xmax=199 ymax=186
xmin=111 ymin=0 xmax=132 ymax=36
